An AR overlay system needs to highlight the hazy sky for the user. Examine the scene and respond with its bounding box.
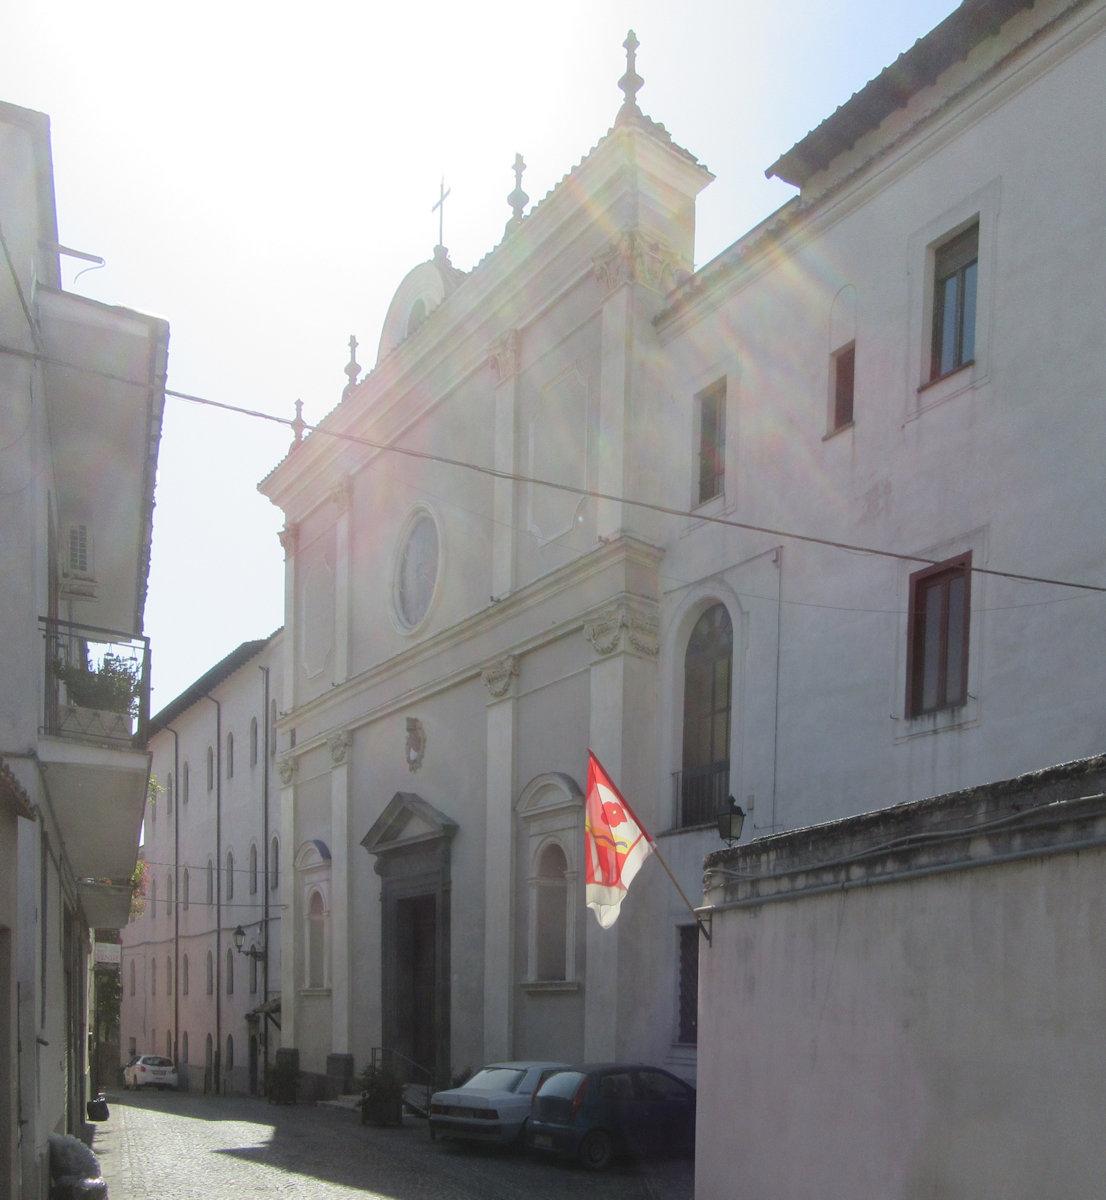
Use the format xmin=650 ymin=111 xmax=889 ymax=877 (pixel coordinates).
xmin=3 ymin=0 xmax=957 ymax=708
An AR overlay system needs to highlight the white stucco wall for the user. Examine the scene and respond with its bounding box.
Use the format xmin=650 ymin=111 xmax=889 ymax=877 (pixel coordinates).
xmin=697 ymin=818 xmax=1106 ymax=1199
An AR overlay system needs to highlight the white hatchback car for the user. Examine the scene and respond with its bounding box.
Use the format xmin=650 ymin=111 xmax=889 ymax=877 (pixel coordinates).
xmin=123 ymin=1054 xmax=178 ymax=1091
xmin=429 ymin=1061 xmax=569 ymax=1146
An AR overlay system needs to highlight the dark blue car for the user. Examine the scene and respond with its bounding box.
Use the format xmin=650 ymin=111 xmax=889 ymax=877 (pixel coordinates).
xmin=526 ymin=1063 xmax=696 ymax=1170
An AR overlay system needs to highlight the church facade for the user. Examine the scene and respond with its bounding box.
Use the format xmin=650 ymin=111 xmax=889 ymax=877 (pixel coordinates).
xmin=260 ymin=0 xmax=1106 ymax=1090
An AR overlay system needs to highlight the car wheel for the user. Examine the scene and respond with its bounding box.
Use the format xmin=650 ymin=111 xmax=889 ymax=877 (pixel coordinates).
xmin=578 ymin=1129 xmax=614 ymax=1171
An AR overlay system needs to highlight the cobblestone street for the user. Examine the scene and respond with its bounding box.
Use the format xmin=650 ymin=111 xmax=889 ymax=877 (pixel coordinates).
xmin=91 ymin=1089 xmax=694 ymax=1200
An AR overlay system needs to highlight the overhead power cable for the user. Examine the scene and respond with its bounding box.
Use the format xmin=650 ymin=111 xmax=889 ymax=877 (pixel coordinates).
xmin=165 ymin=385 xmax=1106 ymax=597
xmin=1 ymin=338 xmax=1100 ymax=597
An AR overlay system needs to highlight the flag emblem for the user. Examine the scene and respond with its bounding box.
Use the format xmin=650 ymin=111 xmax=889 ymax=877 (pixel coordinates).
xmin=585 ymin=751 xmax=654 ymax=928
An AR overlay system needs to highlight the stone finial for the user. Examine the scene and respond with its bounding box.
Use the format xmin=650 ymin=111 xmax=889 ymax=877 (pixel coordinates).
xmin=290 ymin=398 xmax=307 ymax=445
xmin=506 ymin=153 xmax=529 ymax=234
xmin=343 ymin=334 xmax=361 ymax=394
xmin=615 ymin=30 xmax=644 ymax=126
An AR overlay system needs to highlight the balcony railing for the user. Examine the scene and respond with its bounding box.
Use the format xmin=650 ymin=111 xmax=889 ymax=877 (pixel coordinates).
xmin=41 ymin=617 xmax=150 ymax=747
xmin=672 ymin=762 xmax=730 ymax=829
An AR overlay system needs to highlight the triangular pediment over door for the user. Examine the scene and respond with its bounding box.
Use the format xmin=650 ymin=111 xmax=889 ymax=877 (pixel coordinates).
xmin=361 ymin=793 xmax=457 ymax=1086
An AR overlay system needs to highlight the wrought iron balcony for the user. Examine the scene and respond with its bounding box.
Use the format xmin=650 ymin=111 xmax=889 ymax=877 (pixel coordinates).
xmin=672 ymin=762 xmax=730 ymax=829
xmin=41 ymin=617 xmax=151 ymax=748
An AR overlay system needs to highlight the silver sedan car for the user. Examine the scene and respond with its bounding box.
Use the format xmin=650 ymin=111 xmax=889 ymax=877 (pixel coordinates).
xmin=429 ymin=1061 xmax=569 ymax=1146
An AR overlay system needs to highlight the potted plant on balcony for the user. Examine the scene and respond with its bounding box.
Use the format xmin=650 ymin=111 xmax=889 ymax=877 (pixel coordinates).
xmin=357 ymin=1061 xmax=404 ymax=1127
xmin=53 ymin=653 xmax=140 ymax=716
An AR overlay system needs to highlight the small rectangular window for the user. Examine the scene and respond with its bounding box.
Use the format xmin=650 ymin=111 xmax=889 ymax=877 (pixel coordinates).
xmin=68 ymin=524 xmax=91 ymax=574
xmin=831 ymin=342 xmax=855 ymax=432
xmin=906 ymin=553 xmax=971 ymax=717
xmin=696 ymin=380 xmax=726 ymax=506
xmin=930 ymin=225 xmax=978 ymax=381
xmin=677 ymin=926 xmax=699 ymax=1044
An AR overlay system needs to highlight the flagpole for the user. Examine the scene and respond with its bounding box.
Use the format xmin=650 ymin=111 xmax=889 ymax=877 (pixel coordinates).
xmin=647 ymin=838 xmax=711 ymax=944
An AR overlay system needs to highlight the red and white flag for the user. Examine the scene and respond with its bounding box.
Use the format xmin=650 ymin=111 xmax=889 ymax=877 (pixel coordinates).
xmin=585 ymin=751 xmax=654 ymax=928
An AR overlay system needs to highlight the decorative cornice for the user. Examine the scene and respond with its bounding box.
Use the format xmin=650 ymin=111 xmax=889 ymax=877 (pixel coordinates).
xmin=488 ymin=329 xmax=520 ymax=380
xmin=592 ymin=230 xmax=686 ymax=295
xmin=482 ymin=655 xmax=519 ymax=700
xmin=277 ymin=756 xmax=297 ymax=786
xmin=328 ymin=728 xmax=352 ymax=765
xmin=585 ymin=599 xmax=659 ymax=659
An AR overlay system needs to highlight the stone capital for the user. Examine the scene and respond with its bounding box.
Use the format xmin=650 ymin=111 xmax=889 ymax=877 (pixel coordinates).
xmin=482 ymin=655 xmax=519 ymax=700
xmin=593 ymin=231 xmax=686 ymax=295
xmin=328 ymin=729 xmax=352 ymax=765
xmin=488 ymin=329 xmax=521 ymax=381
xmin=585 ymin=599 xmax=659 ymax=659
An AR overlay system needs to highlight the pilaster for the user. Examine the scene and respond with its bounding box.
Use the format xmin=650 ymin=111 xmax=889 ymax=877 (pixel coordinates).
xmin=481 ymin=654 xmax=519 ymax=1060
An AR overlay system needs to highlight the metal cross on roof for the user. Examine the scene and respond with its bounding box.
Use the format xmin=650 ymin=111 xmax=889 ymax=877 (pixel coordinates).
xmin=432 ymin=177 xmax=451 ymax=248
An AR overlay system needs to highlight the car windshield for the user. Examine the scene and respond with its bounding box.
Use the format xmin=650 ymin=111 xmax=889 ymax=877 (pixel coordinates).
xmin=463 ymin=1068 xmax=525 ymax=1093
xmin=144 ymin=1057 xmax=174 ymax=1067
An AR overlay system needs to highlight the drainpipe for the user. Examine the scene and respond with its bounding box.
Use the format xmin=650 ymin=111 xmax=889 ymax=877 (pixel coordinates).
xmin=259 ymin=665 xmax=271 ymax=1087
xmin=167 ymin=726 xmax=180 ymax=1074
xmin=202 ymin=695 xmax=222 ymax=1093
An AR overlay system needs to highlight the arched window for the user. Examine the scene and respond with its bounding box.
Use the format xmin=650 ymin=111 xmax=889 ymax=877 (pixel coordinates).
xmin=226 ymin=948 xmax=234 ymax=995
xmin=206 ymin=747 xmax=214 ymax=792
xmin=166 ymin=873 xmax=174 ymax=918
xmin=679 ymin=603 xmax=733 ymax=827
xmin=249 ymin=844 xmax=258 ymax=895
xmin=206 ymin=950 xmax=214 ymax=995
xmin=183 ymin=869 xmax=190 ymax=910
xmin=166 ymin=956 xmax=173 ymax=996
xmin=151 ymin=957 xmax=157 ymax=997
xmin=250 ymin=717 xmax=258 ymax=766
xmin=307 ymin=890 xmax=326 ymax=989
xmin=150 ymin=878 xmax=157 ymax=921
xmin=166 ymin=772 xmax=174 ymax=815
xmin=226 ymin=732 xmax=234 ymax=779
xmin=206 ymin=860 xmax=214 ymax=906
xmin=226 ymin=1035 xmax=234 ymax=1074
xmin=249 ymin=953 xmax=258 ymax=995
xmin=182 ymin=954 xmax=189 ymax=995
xmin=535 ymin=843 xmax=569 ymax=981
xmin=226 ymin=851 xmax=234 ymax=900
xmin=270 ymin=837 xmax=280 ymax=891
xmin=518 ymin=774 xmax=582 ymax=985
xmin=182 ymin=761 xmax=190 ymax=804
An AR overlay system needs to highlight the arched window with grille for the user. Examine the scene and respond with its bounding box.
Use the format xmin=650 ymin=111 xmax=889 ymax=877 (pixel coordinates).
xmin=226 ymin=850 xmax=234 ymax=901
xmin=679 ymin=603 xmax=733 ymax=827
xmin=535 ymin=842 xmax=569 ymax=981
xmin=307 ymin=889 xmax=327 ymax=989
